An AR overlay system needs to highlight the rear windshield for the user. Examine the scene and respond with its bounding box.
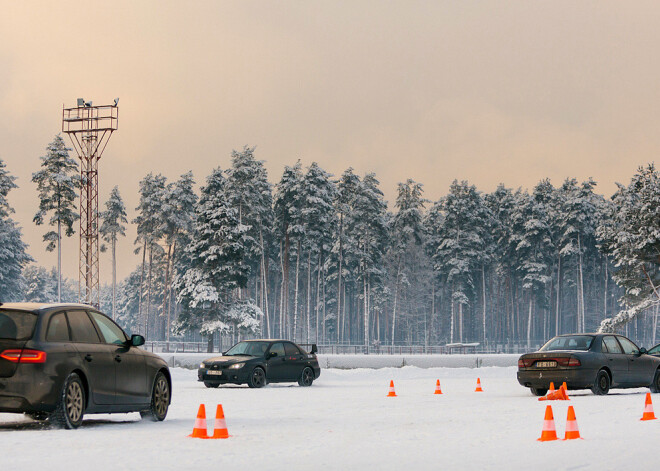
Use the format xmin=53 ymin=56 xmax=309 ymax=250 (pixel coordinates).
xmin=540 ymin=335 xmax=594 ymax=351
xmin=0 ymin=310 xmax=37 ymax=340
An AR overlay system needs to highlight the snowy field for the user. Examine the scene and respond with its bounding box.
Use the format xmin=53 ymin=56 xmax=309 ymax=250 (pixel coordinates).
xmin=1 ymin=366 xmax=657 ymax=470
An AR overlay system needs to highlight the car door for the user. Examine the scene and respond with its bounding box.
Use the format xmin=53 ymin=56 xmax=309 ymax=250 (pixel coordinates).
xmin=66 ymin=310 xmax=116 ymax=405
xmin=602 ymin=336 xmax=628 ymax=386
xmin=283 ymin=342 xmax=306 ymax=380
xmin=266 ymin=342 xmax=287 ymax=381
xmin=617 ymin=336 xmax=655 ymax=386
xmin=89 ymin=311 xmax=148 ymax=405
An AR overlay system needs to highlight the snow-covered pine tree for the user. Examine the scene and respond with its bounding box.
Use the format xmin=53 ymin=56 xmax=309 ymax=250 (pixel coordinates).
xmin=224 ymin=147 xmax=274 ymax=336
xmin=176 ymin=167 xmax=250 ymax=351
xmin=301 ymin=162 xmax=336 ymax=344
xmin=598 ymin=164 xmax=660 ymax=332
xmin=100 ymin=186 xmax=128 ymax=320
xmin=274 ymin=161 xmax=304 ymax=339
xmin=32 ymin=135 xmax=79 ymax=302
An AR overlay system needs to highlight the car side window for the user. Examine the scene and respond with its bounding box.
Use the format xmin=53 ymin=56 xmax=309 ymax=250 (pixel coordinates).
xmin=601 ymin=339 xmax=609 ymax=353
xmin=603 ymin=336 xmax=622 ymax=354
xmin=67 ymin=310 xmax=101 ymax=344
xmin=269 ymin=343 xmax=285 ymax=357
xmin=617 ymin=337 xmax=639 ymax=355
xmin=46 ymin=312 xmax=70 ymax=342
xmin=284 ymin=343 xmax=301 ymax=356
xmin=89 ymin=312 xmax=127 ymax=345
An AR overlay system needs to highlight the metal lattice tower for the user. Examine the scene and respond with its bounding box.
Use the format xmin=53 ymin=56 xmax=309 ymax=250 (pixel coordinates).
xmin=62 ymin=99 xmax=118 ymax=307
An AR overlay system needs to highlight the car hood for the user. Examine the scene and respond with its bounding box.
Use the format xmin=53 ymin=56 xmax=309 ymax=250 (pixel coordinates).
xmin=203 ymin=355 xmax=253 ymax=365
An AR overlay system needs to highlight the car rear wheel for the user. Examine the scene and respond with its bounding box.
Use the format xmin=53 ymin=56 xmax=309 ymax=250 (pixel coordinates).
xmin=204 ymin=381 xmax=220 ymax=388
xmin=51 ymin=372 xmax=85 ymax=429
xmin=298 ymin=367 xmax=314 ymax=387
xmin=248 ymin=367 xmax=266 ymax=388
xmin=530 ymin=387 xmax=547 ymax=397
xmin=141 ymin=372 xmax=170 ymax=421
xmin=592 ymin=369 xmax=610 ymax=395
xmin=650 ymin=369 xmax=660 ymax=393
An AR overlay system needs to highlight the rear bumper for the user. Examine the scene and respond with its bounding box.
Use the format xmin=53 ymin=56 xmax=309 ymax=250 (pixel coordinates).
xmin=517 ymin=367 xmax=597 ymax=390
xmin=0 ymin=367 xmax=60 ymax=413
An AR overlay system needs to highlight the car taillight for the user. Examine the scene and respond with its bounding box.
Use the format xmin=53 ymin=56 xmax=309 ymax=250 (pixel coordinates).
xmin=518 ymin=358 xmax=533 ymax=368
xmin=555 ymin=357 xmax=581 ymax=367
xmin=0 ymin=349 xmax=47 ymax=363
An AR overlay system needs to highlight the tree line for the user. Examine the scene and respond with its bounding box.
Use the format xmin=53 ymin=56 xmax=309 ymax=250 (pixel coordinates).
xmin=1 ymin=136 xmax=659 ymax=350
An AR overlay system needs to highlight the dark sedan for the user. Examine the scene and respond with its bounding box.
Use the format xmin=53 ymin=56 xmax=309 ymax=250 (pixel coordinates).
xmin=198 ymin=339 xmax=321 ymax=388
xmin=0 ymin=303 xmax=171 ymax=428
xmin=517 ymin=333 xmax=660 ymax=396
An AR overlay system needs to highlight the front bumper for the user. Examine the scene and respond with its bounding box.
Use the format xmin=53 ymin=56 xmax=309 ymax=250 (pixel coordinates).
xmin=197 ymin=367 xmax=250 ymax=384
xmin=517 ymin=367 xmax=597 ymax=390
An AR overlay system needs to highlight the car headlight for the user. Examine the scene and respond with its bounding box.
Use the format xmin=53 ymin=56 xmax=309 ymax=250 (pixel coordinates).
xmin=200 ymin=363 xmax=206 ymax=369
xmin=229 ymin=363 xmax=245 ymax=369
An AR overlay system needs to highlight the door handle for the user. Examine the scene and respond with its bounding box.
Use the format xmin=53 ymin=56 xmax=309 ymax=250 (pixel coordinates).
xmin=84 ymin=354 xmax=93 ymax=362
xmin=114 ymin=355 xmax=122 ymax=363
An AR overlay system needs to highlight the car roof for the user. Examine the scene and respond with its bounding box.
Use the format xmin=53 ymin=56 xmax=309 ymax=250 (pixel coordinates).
xmin=0 ymin=302 xmax=97 ymax=312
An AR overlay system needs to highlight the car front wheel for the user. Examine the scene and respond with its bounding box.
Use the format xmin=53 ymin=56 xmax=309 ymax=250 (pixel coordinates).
xmin=298 ymin=367 xmax=314 ymax=387
xmin=141 ymin=372 xmax=170 ymax=421
xmin=592 ymin=369 xmax=611 ymax=395
xmin=248 ymin=367 xmax=266 ymax=388
xmin=51 ymin=372 xmax=85 ymax=429
xmin=650 ymin=369 xmax=660 ymax=393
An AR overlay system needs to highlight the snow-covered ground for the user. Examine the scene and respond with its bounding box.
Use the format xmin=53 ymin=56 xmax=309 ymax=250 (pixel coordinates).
xmin=1 ymin=366 xmax=656 ymax=470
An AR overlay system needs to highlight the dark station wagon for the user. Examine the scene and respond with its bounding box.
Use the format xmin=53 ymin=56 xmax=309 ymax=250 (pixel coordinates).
xmin=517 ymin=333 xmax=660 ymax=395
xmin=0 ymin=303 xmax=171 ymax=428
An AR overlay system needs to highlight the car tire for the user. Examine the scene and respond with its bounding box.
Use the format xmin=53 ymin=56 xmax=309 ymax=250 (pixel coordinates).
xmin=298 ymin=367 xmax=314 ymax=387
xmin=204 ymin=381 xmax=220 ymax=388
xmin=50 ymin=372 xmax=85 ymax=429
xmin=140 ymin=372 xmax=170 ymax=421
xmin=530 ymin=387 xmax=547 ymax=397
xmin=248 ymin=367 xmax=266 ymax=388
xmin=650 ymin=369 xmax=660 ymax=393
xmin=591 ymin=369 xmax=611 ymax=395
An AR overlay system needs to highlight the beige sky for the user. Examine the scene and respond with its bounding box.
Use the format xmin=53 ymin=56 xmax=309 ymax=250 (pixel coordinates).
xmin=1 ymin=1 xmax=659 ymax=283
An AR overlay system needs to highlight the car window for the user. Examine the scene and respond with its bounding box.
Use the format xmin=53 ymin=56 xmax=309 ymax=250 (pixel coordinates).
xmin=0 ymin=310 xmax=37 ymax=340
xmin=617 ymin=336 xmax=639 ymax=355
xmin=89 ymin=312 xmax=127 ymax=345
xmin=539 ymin=335 xmax=594 ymax=351
xmin=67 ymin=310 xmax=101 ymax=344
xmin=601 ymin=339 xmax=609 ymax=353
xmin=269 ymin=342 xmax=285 ymax=357
xmin=46 ymin=312 xmax=70 ymax=342
xmin=603 ymin=336 xmax=622 ymax=354
xmin=649 ymin=345 xmax=660 ymax=355
xmin=284 ymin=343 xmax=301 ymax=356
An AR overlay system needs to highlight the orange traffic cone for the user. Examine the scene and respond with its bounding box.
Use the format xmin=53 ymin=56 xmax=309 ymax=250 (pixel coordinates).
xmin=641 ymin=392 xmax=657 ymax=421
xmin=537 ymin=405 xmax=558 ymax=442
xmin=189 ymin=404 xmax=209 ymax=439
xmin=563 ymin=406 xmax=582 ymax=440
xmin=559 ymin=385 xmax=569 ymax=400
xmin=475 ymin=378 xmax=483 ymax=392
xmin=211 ymin=404 xmax=230 ymax=439
xmin=387 ymin=380 xmax=397 ymax=397
xmin=434 ymin=380 xmax=443 ymax=395
xmin=561 ymin=382 xmax=567 ymax=391
xmin=549 ymin=382 xmax=555 ymax=393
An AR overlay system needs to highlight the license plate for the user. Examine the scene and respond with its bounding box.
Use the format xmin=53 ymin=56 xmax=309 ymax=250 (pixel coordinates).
xmin=207 ymin=370 xmax=222 ymax=376
xmin=536 ymin=361 xmax=557 ymax=368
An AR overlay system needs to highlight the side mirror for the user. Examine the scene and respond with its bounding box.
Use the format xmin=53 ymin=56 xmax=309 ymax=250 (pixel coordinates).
xmin=268 ymin=352 xmax=278 ymax=358
xmin=639 ymin=347 xmax=648 ymax=355
xmin=131 ymin=334 xmax=145 ymax=347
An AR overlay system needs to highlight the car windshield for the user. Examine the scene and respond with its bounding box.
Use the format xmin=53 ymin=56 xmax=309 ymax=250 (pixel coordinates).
xmin=648 ymin=344 xmax=660 ymax=355
xmin=0 ymin=310 xmax=37 ymax=340
xmin=539 ymin=335 xmax=594 ymax=351
xmin=225 ymin=341 xmax=270 ymax=357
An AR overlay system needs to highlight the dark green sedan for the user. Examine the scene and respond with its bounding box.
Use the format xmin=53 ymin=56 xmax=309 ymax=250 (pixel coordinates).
xmin=198 ymin=339 xmax=321 ymax=388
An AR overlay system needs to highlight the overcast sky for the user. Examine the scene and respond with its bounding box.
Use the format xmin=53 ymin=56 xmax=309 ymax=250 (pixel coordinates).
xmin=1 ymin=1 xmax=658 ymax=284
